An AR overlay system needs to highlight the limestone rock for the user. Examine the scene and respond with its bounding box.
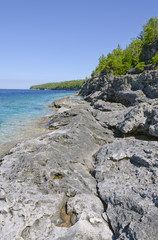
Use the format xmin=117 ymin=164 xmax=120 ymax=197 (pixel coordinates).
xmin=79 ymin=70 xmax=158 ymax=106
xmin=2 ymin=68 xmax=158 ymax=239
xmin=0 ymin=98 xmax=113 ymax=240
xmin=116 ymin=102 xmax=158 ymax=137
xmin=93 ymin=139 xmax=158 ymax=240
xmin=93 ymin=100 xmax=125 ymax=112
xmin=127 ymin=67 xmax=143 ymax=74
xmin=78 ymin=69 xmax=158 ymax=239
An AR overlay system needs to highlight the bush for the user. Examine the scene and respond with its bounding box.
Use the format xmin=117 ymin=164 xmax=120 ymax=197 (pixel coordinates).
xmin=135 ymin=62 xmax=145 ymax=71
xmin=151 ymin=52 xmax=158 ymax=65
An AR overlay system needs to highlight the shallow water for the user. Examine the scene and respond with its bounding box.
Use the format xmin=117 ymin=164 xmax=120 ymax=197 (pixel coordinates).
xmin=0 ymin=89 xmax=76 ymax=156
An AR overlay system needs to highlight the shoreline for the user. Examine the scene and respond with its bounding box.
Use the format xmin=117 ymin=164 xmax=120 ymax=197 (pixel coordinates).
xmin=0 ymin=94 xmax=113 ymax=239
xmin=1 ymin=70 xmax=158 ymax=239
xmin=0 ymin=92 xmax=78 ymax=158
xmin=0 ymin=116 xmax=51 ymax=159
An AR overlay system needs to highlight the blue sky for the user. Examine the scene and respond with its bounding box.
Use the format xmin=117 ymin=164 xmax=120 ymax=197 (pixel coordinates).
xmin=0 ymin=0 xmax=158 ymax=89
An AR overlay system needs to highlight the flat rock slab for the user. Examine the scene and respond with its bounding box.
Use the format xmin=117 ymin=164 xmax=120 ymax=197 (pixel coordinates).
xmin=0 ymin=98 xmax=113 ymax=240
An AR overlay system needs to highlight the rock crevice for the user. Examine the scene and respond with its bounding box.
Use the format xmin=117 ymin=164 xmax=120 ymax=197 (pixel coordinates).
xmin=79 ymin=70 xmax=158 ymax=240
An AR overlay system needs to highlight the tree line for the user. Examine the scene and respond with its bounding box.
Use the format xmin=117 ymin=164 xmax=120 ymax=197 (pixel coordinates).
xmin=91 ymin=17 xmax=158 ymax=77
xmin=30 ymin=79 xmax=84 ymax=90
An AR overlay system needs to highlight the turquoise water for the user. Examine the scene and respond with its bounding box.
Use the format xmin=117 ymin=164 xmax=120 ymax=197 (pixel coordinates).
xmin=0 ymin=89 xmax=76 ymax=154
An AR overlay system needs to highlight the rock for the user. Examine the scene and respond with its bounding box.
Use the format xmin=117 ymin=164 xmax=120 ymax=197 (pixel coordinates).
xmin=51 ymin=96 xmax=72 ymax=108
xmin=79 ymin=72 xmax=114 ymax=99
xmin=91 ymin=107 xmax=129 ymax=130
xmin=114 ymin=90 xmax=147 ymax=106
xmin=142 ymin=40 xmax=158 ymax=64
xmin=116 ymin=103 xmax=152 ymax=134
xmin=79 ymin=69 xmax=158 ymax=106
xmin=93 ymin=100 xmax=125 ymax=112
xmin=144 ymin=64 xmax=155 ymax=70
xmin=116 ymin=102 xmax=158 ymax=137
xmin=78 ymin=69 xmax=158 ymax=239
xmin=84 ymin=91 xmax=104 ymax=103
xmin=0 ymin=97 xmax=113 ymax=240
xmin=101 ymin=68 xmax=107 ymax=75
xmin=2 ymin=68 xmax=158 ymax=239
xmin=127 ymin=68 xmax=143 ymax=74
xmin=93 ymin=139 xmax=158 ymax=240
xmin=149 ymin=108 xmax=158 ymax=136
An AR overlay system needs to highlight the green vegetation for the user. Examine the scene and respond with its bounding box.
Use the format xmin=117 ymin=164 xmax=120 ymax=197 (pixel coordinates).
xmin=92 ymin=17 xmax=158 ymax=77
xmin=140 ymin=17 xmax=158 ymax=45
xmin=150 ymin=51 xmax=158 ymax=65
xmin=30 ymin=79 xmax=84 ymax=90
xmin=135 ymin=62 xmax=146 ymax=71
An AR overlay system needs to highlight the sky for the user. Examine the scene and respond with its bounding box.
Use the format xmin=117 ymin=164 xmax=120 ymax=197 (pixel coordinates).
xmin=0 ymin=0 xmax=158 ymax=89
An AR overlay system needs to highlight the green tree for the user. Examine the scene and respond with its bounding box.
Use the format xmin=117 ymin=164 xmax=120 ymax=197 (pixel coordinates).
xmin=150 ymin=51 xmax=158 ymax=65
xmin=135 ymin=62 xmax=145 ymax=71
xmin=91 ymin=54 xmax=107 ymax=76
xmin=142 ymin=17 xmax=158 ymax=44
xmin=91 ymin=17 xmax=158 ymax=77
xmin=128 ymin=38 xmax=143 ymax=66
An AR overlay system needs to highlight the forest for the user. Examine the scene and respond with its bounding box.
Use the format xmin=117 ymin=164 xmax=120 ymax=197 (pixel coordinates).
xmin=30 ymin=79 xmax=84 ymax=90
xmin=91 ymin=17 xmax=158 ymax=77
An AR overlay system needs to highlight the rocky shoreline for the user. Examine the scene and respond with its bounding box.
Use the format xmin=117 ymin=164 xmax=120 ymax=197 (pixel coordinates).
xmin=0 ymin=70 xmax=158 ymax=239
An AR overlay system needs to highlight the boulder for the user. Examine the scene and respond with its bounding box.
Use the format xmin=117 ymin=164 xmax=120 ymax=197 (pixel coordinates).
xmin=116 ymin=102 xmax=158 ymax=137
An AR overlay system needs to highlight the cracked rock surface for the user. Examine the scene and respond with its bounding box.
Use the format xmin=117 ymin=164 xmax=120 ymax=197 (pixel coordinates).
xmin=93 ymin=139 xmax=158 ymax=240
xmin=0 ymin=98 xmax=113 ymax=240
xmin=1 ymin=69 xmax=158 ymax=240
xmin=79 ymin=70 xmax=158 ymax=240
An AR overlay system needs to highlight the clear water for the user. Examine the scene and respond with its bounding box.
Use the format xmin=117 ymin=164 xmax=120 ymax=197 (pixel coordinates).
xmin=0 ymin=89 xmax=76 ymax=155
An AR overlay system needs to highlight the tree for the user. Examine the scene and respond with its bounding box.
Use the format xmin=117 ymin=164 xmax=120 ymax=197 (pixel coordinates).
xmin=128 ymin=38 xmax=143 ymax=66
xmin=142 ymin=17 xmax=158 ymax=44
xmin=91 ymin=17 xmax=158 ymax=77
xmin=91 ymin=54 xmax=107 ymax=76
xmin=150 ymin=52 xmax=158 ymax=65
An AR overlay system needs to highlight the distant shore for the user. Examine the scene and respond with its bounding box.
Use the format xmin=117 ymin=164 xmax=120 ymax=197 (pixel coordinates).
xmin=30 ymin=79 xmax=84 ymax=90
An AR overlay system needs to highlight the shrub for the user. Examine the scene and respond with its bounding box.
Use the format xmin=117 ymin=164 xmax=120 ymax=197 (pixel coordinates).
xmin=135 ymin=62 xmax=145 ymax=71
xmin=151 ymin=52 xmax=158 ymax=65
